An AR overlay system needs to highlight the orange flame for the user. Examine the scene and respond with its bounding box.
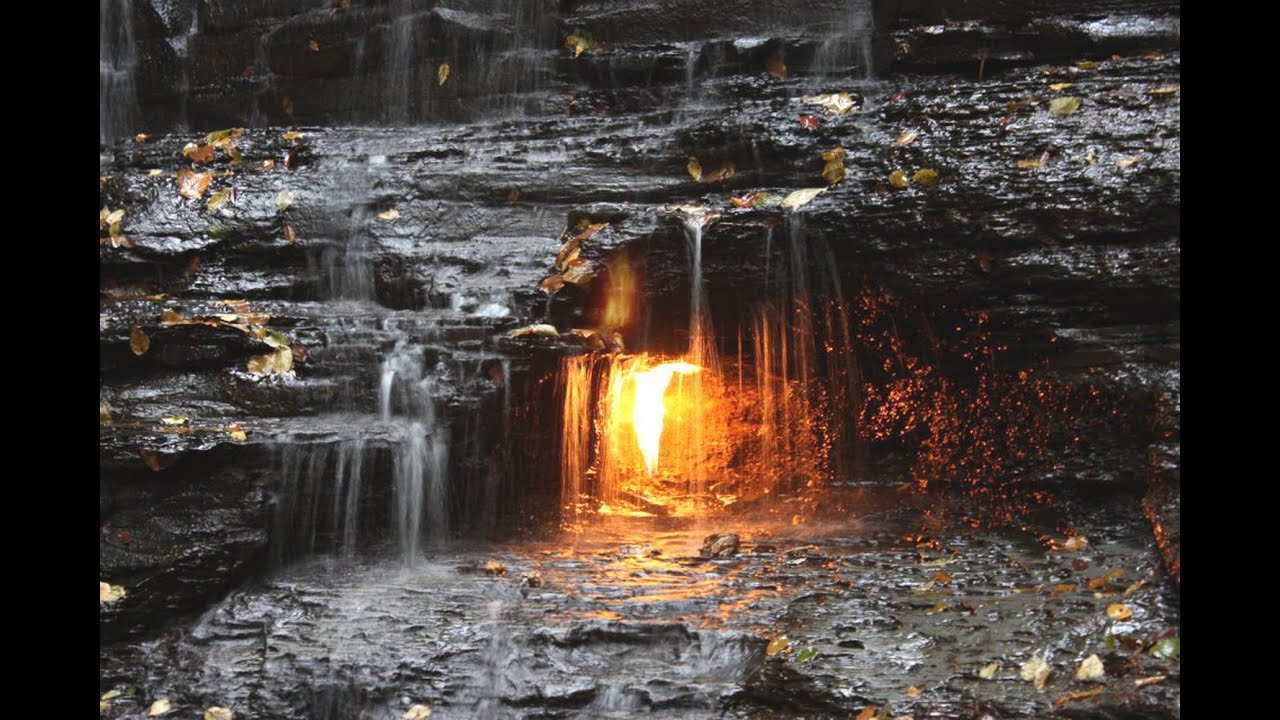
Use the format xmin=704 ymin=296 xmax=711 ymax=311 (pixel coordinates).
xmin=631 ymin=362 xmax=701 ymax=474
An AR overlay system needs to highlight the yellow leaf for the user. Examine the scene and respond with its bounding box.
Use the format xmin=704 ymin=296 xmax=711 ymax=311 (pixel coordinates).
xmin=1149 ymin=84 xmax=1179 ymax=95
xmin=404 ymin=704 xmax=432 ymax=720
xmin=148 ymin=168 xmax=164 ymax=176
xmin=1017 ymin=159 xmax=1042 ymax=169
xmin=888 ymin=169 xmax=909 ymax=188
xmin=276 ymin=188 xmax=294 ymax=213
xmin=687 ymin=156 xmax=703 ymax=182
xmin=204 ymin=708 xmax=233 ymax=720
xmin=1116 ymin=155 xmax=1141 ymax=169
xmin=1049 ymin=97 xmax=1082 ymax=116
xmin=821 ymin=147 xmax=846 ymax=186
xmin=130 ymin=327 xmax=151 ymax=356
xmin=309 ymin=38 xmax=320 ymax=52
xmin=802 ymin=92 xmax=856 ymax=115
xmin=161 ymin=416 xmax=189 ymax=425
xmin=511 ymin=324 xmax=559 ymax=339
xmin=1063 ymin=535 xmax=1088 ymax=551
xmin=895 ymin=130 xmax=918 ymax=147
xmin=912 ymin=168 xmax=939 ymax=186
xmin=100 ymin=581 xmax=127 ymax=604
xmin=904 ymin=686 xmax=922 ymax=697
xmin=229 ymin=424 xmax=247 ymax=442
xmin=766 ymin=54 xmax=787 ymax=79
xmin=437 ymin=62 xmax=450 ymax=86
xmin=149 ymin=699 xmax=172 ymax=716
xmin=565 ymin=28 xmax=596 ymax=57
xmin=1019 ymin=654 xmax=1051 ymax=690
xmin=766 ymin=636 xmax=789 ymax=656
xmin=134 ymin=133 xmax=150 ymax=143
xmin=177 ymin=169 xmax=212 ymax=200
xmin=780 ymin=187 xmax=827 ymax=209
xmin=1048 ymin=82 xmax=1074 ymax=91
xmin=183 ymin=142 xmax=215 ymax=164
xmin=1075 ymin=654 xmax=1105 ymax=681
xmin=282 ymin=131 xmax=303 ymax=141
xmin=979 ymin=662 xmax=998 ymax=679
xmin=378 ymin=208 xmax=400 ymax=221
xmin=247 ymin=346 xmax=294 ymax=376
xmin=207 ymin=188 xmax=232 ymax=212
xmin=1106 ymin=603 xmax=1132 ymax=620
xmin=1075 ymin=60 xmax=1099 ymax=70
xmin=106 ymin=208 xmax=125 ymax=226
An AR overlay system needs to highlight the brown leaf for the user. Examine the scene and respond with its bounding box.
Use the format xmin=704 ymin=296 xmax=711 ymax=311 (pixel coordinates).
xmin=888 ymin=169 xmax=909 ymax=189
xmin=1116 ymin=155 xmax=1141 ymax=169
xmin=261 ymin=158 xmax=277 ymax=171
xmin=1017 ymin=158 xmax=1042 ymax=169
xmin=141 ymin=449 xmax=163 ymax=472
xmin=571 ymin=221 xmax=609 ymax=243
xmin=802 ymin=92 xmax=856 ymax=115
xmin=765 ymin=54 xmax=787 ymax=79
xmin=285 ymin=146 xmax=300 ymax=170
xmin=539 ymin=275 xmax=566 ymax=295
xmin=1055 ymin=688 xmax=1103 ymax=706
xmin=1048 ymin=82 xmax=1074 ymax=91
xmin=855 ymin=707 xmax=876 ymax=720
xmin=1149 ymin=84 xmax=1179 ymax=95
xmin=284 ymin=223 xmax=296 ymax=244
xmin=730 ymin=191 xmax=768 ymax=208
xmin=130 ymin=327 xmax=150 ymax=356
xmin=1106 ymin=603 xmax=1132 ymax=620
xmin=703 ymin=162 xmax=736 ymax=184
xmin=932 ymin=571 xmax=952 ymax=585
xmin=183 ymin=142 xmax=215 ymax=164
xmin=686 ymin=156 xmax=702 ymax=182
xmin=895 ymin=130 xmax=918 ymax=147
xmin=912 ymin=168 xmax=939 ymax=187
xmin=799 ymin=115 xmax=819 ymax=131
xmin=821 ymin=147 xmax=846 ymax=186
xmin=565 ymin=28 xmax=596 ymax=57
xmin=177 ymin=169 xmax=212 ymax=200
xmin=904 ymin=686 xmax=922 ymax=697
xmin=437 ymin=62 xmax=450 ymax=86
xmin=507 ymin=188 xmax=520 ymax=203
xmin=555 ymin=238 xmax=581 ymax=271
xmin=161 ymin=309 xmax=189 ymax=324
xmin=289 ymin=342 xmax=308 ymax=363
xmin=510 ymin=324 xmax=559 ymax=338
xmin=562 ymin=260 xmax=596 ymax=287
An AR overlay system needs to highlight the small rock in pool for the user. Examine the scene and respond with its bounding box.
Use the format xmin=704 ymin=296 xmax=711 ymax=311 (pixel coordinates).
xmin=701 ymin=532 xmax=740 ymax=558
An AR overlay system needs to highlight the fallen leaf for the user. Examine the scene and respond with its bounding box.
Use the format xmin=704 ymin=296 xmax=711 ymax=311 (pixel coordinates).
xmin=204 ymin=708 xmax=233 ymax=720
xmin=795 ymin=647 xmax=819 ymax=664
xmin=888 ymin=169 xmax=909 ymax=189
xmin=276 ymin=188 xmax=294 ymax=213
xmin=766 ymin=54 xmax=787 ymax=79
xmin=148 ymin=168 xmax=164 ymax=176
xmin=484 ymin=560 xmax=506 ymax=576
xmin=207 ymin=188 xmax=232 ymax=212
xmin=570 ymin=220 xmax=609 ymax=243
xmin=895 ymin=130 xmax=918 ymax=147
xmin=101 ymin=397 xmax=114 ymax=424
xmin=284 ymin=223 xmax=296 ymax=244
xmin=261 ymin=158 xmax=277 ymax=171
xmin=1149 ymin=636 xmax=1180 ymax=659
xmin=856 ymin=708 xmax=876 ymax=720
xmin=562 ymin=260 xmax=596 ymax=287
xmin=821 ymin=147 xmax=846 ymax=185
xmin=161 ymin=416 xmax=189 ymax=425
xmin=177 ymin=169 xmax=211 ymax=200
xmin=1055 ymin=688 xmax=1103 ymax=706
xmin=437 ymin=62 xmax=450 ymax=86
xmin=1049 ymin=97 xmax=1082 ymax=116
xmin=100 ymin=581 xmax=127 ymax=604
xmin=308 ymin=38 xmax=320 ymax=52
xmin=540 ymin=275 xmax=566 ymax=294
xmin=1116 ymin=155 xmax=1141 ymax=169
xmin=511 ymin=324 xmax=559 ymax=339
xmin=149 ymin=699 xmax=172 ymax=716
xmin=730 ymin=191 xmax=768 ymax=208
xmin=925 ymin=602 xmax=947 ymax=614
xmin=130 ymin=327 xmax=151 ymax=356
xmin=1017 ymin=158 xmax=1042 ymax=169
xmin=378 ymin=208 xmax=400 ymax=221
xmin=904 ymin=686 xmax=922 ymax=697
xmin=704 ymin=161 xmax=736 ymax=184
xmin=1048 ymin=82 xmax=1074 ymax=91
xmin=1063 ymin=535 xmax=1088 ymax=551
xmin=1019 ymin=654 xmax=1051 ymax=690
xmin=1106 ymin=603 xmax=1133 ymax=620
xmin=285 ymin=146 xmax=300 ymax=170
xmin=799 ymin=114 xmax=819 ymax=131
xmin=803 ymin=92 xmax=856 ymax=115
xmin=247 ymin=346 xmax=294 ymax=376
xmin=766 ymin=636 xmax=790 ymax=656
xmin=134 ymin=133 xmax=150 ymax=143
xmin=507 ymin=188 xmax=520 ymax=203
xmin=161 ymin=309 xmax=189 ymax=324
xmin=1088 ymin=568 xmax=1125 ymax=591
xmin=264 ymin=331 xmax=290 ymax=349
xmin=1149 ymin=84 xmax=1179 ymax=95
xmin=282 ymin=131 xmax=304 ymax=142
xmin=141 ymin=449 xmax=164 ymax=471
xmin=404 ymin=705 xmax=432 ymax=720
xmin=1049 ymin=582 xmax=1077 ymax=596
xmin=1075 ymin=60 xmax=1099 ymax=70
xmin=979 ymin=662 xmax=998 ymax=679
xmin=565 ymin=27 xmax=596 ymax=57
xmin=1075 ymin=654 xmax=1105 ymax=681
xmin=1134 ymin=675 xmax=1167 ymax=688
xmin=781 ymin=187 xmax=827 ymax=209
xmin=228 ymin=423 xmax=247 ymax=442
xmin=912 ymin=168 xmax=939 ymax=186
xmin=932 ymin=571 xmax=952 ymax=584
xmin=183 ymin=142 xmax=215 ymax=164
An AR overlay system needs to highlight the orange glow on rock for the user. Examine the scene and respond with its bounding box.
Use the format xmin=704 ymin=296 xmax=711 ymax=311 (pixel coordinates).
xmin=631 ymin=362 xmax=701 ymax=474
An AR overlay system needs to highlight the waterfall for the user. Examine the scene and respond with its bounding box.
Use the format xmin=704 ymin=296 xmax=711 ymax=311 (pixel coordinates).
xmin=100 ymin=0 xmax=138 ymax=150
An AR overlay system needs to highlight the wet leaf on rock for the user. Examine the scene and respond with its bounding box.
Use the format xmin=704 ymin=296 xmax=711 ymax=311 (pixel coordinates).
xmin=795 ymin=647 xmax=818 ymax=664
xmin=687 ymin=156 xmax=704 ymax=181
xmin=904 ymin=686 xmax=922 ymax=697
xmin=378 ymin=208 xmax=400 ymax=221
xmin=1088 ymin=568 xmax=1125 ymax=591
xmin=1017 ymin=158 xmax=1042 ymax=170
xmin=912 ymin=168 xmax=939 ymax=187
xmin=1106 ymin=603 xmax=1133 ymax=620
xmin=979 ymin=662 xmax=998 ymax=679
xmin=484 ymin=560 xmax=506 ymax=576
xmin=160 ymin=416 xmax=189 ymax=425
xmin=562 ymin=260 xmax=596 ymax=287
xmin=821 ymin=147 xmax=846 ymax=186
xmin=1019 ymin=654 xmax=1051 ymax=690
xmin=799 ymin=115 xmax=819 ymax=131
xmin=781 ymin=187 xmax=826 ymax=209
xmin=264 ymin=331 xmax=290 ymax=349
xmin=309 ymin=38 xmax=320 ymax=52
xmin=888 ymin=169 xmax=909 ymax=189
xmin=565 ymin=27 xmax=597 ymax=57
xmin=802 ymin=92 xmax=856 ymax=115
xmin=1049 ymin=97 xmax=1082 ymax=116
xmin=261 ymin=158 xmax=277 ymax=171
xmin=284 ymin=223 xmax=296 ymax=244
xmin=1048 ymin=82 xmax=1074 ymax=91
xmin=766 ymin=636 xmax=790 ymax=656
xmin=130 ymin=327 xmax=151 ymax=356
xmin=228 ymin=423 xmax=247 ymax=442
xmin=1075 ymin=60 xmax=1099 ymax=70
xmin=101 ymin=397 xmax=114 ymax=424
xmin=282 ymin=130 xmax=304 ymax=141
xmin=1075 ymin=654 xmax=1105 ymax=681
xmin=540 ymin=275 xmax=566 ymax=295
xmin=855 ymin=708 xmax=876 ymax=720
xmin=177 ymin=169 xmax=211 ymax=200
xmin=183 ymin=142 xmax=215 ymax=164
xmin=437 ymin=62 xmax=450 ymax=86
xmin=149 ymin=699 xmax=172 ymax=716
xmin=204 ymin=708 xmax=233 ymax=720
xmin=766 ymin=54 xmax=787 ymax=79
xmin=100 ymin=581 xmax=126 ymax=604
xmin=1149 ymin=637 xmax=1180 ymax=659
xmin=1116 ymin=155 xmax=1141 ymax=169
xmin=895 ymin=130 xmax=918 ymax=147
xmin=704 ymin=162 xmax=736 ymax=184
xmin=730 ymin=191 xmax=768 ymax=208
xmin=1063 ymin=535 xmax=1089 ymax=551
xmin=404 ymin=704 xmax=432 ymax=720
xmin=247 ymin=346 xmax=294 ymax=376
xmin=1055 ymin=688 xmax=1103 ymax=706
xmin=511 ymin=324 xmax=559 ymax=339
xmin=134 ymin=133 xmax=150 ymax=143
xmin=276 ymin=188 xmax=294 ymax=213
xmin=207 ymin=188 xmax=232 ymax=213
xmin=1150 ymin=85 xmax=1179 ymax=95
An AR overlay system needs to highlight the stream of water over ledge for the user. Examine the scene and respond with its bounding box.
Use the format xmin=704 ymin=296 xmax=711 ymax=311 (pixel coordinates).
xmin=101 ymin=0 xmax=1179 ymax=717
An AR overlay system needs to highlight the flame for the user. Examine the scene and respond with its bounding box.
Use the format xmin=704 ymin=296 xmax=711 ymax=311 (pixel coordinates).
xmin=601 ymin=252 xmax=636 ymax=331
xmin=631 ymin=362 xmax=701 ymax=474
